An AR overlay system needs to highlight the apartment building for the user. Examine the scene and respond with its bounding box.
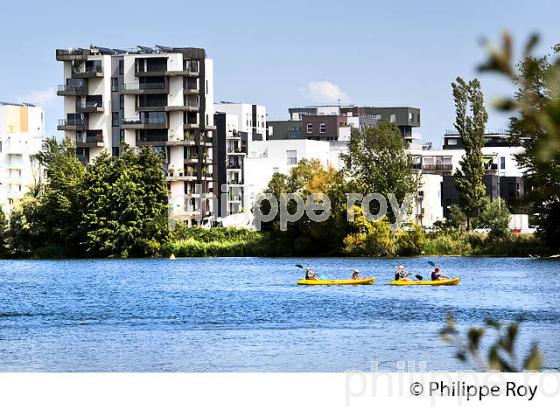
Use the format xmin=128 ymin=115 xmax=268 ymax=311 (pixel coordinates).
xmin=0 ymin=102 xmax=44 ymax=214
xmin=214 ymin=102 xmax=266 ymax=217
xmin=410 ymin=130 xmax=527 ymax=220
xmin=268 ymin=105 xmax=420 ymax=142
xmin=56 ymin=45 xmax=215 ymax=224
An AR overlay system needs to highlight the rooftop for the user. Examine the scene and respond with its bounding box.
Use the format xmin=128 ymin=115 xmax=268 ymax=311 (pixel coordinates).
xmin=0 ymin=101 xmax=37 ymax=107
xmin=56 ymin=45 xmax=206 ymax=59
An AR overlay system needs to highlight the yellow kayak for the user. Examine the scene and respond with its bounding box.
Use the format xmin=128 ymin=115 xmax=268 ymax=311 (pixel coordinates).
xmin=388 ymin=278 xmax=461 ymax=286
xmin=297 ymin=278 xmax=375 ymax=286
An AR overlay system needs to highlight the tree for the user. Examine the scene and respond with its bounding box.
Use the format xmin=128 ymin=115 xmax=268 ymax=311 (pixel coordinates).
xmin=0 ymin=208 xmax=7 ymax=257
xmin=479 ymin=34 xmax=560 ymax=250
xmin=478 ymin=198 xmax=511 ymax=238
xmin=259 ymin=159 xmax=349 ymax=256
xmin=451 ymin=77 xmax=488 ymax=229
xmin=80 ymin=147 xmax=169 ymax=257
xmin=341 ymin=122 xmax=419 ymax=221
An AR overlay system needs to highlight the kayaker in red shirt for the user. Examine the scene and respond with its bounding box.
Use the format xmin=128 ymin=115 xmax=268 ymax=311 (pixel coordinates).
xmin=352 ymin=270 xmax=360 ymax=280
xmin=431 ymin=267 xmax=448 ymax=281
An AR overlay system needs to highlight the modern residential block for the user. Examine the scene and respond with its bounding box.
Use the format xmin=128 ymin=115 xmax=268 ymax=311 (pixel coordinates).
xmin=214 ymin=102 xmax=266 ymax=217
xmin=56 ymin=45 xmax=216 ymax=224
xmin=0 ymin=102 xmax=45 ymax=214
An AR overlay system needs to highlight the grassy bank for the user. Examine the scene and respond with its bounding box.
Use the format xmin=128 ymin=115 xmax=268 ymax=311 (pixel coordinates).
xmin=164 ymin=227 xmax=552 ymax=258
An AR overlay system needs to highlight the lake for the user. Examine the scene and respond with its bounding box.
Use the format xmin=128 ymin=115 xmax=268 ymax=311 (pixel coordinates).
xmin=0 ymin=257 xmax=559 ymax=371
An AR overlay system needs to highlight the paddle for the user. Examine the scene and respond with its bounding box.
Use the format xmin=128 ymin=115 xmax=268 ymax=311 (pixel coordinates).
xmin=415 ymin=274 xmax=423 ymax=280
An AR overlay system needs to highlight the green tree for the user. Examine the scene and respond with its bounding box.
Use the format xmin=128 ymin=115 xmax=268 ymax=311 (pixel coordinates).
xmin=451 ymin=77 xmax=488 ymax=229
xmin=478 ymin=198 xmax=511 ymax=238
xmin=258 ymin=159 xmax=349 ymax=256
xmin=342 ymin=123 xmax=419 ymax=221
xmin=479 ymin=33 xmax=560 ymax=250
xmin=80 ymin=147 xmax=169 ymax=257
xmin=0 ymin=208 xmax=7 ymax=257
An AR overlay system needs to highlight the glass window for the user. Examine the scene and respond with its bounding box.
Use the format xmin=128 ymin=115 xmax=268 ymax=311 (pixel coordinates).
xmin=112 ymin=112 xmax=119 ymax=127
xmin=390 ymin=113 xmax=396 ymax=123
xmin=319 ymin=123 xmax=326 ymax=134
xmin=118 ymin=60 xmax=124 ymax=75
xmin=286 ymin=150 xmax=297 ymax=165
xmin=120 ymin=95 xmax=124 ymax=110
xmin=306 ymin=123 xmax=313 ymax=134
xmin=500 ymin=156 xmax=506 ymax=170
xmin=111 ymin=77 xmax=118 ymax=92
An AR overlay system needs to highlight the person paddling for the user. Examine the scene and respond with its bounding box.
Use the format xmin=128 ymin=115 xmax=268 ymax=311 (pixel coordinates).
xmin=352 ymin=270 xmax=361 ymax=280
xmin=431 ymin=267 xmax=448 ymax=281
xmin=395 ymin=265 xmax=411 ymax=281
xmin=305 ymin=266 xmax=317 ymax=280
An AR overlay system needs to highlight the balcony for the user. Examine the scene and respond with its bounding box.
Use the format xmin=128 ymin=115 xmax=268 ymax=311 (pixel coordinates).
xmin=76 ymin=131 xmax=104 ymax=147
xmin=184 ymin=87 xmax=199 ymax=95
xmin=121 ymin=82 xmax=168 ymax=94
xmin=76 ymin=101 xmax=103 ymax=113
xmin=184 ymin=123 xmax=200 ymax=130
xmin=121 ymin=116 xmax=168 ymax=129
xmin=135 ymin=65 xmax=167 ymax=77
xmin=57 ymin=118 xmax=86 ymax=131
xmin=57 ymin=84 xmax=86 ymax=96
xmin=56 ymin=48 xmax=89 ymax=61
xmin=72 ymin=64 xmax=103 ymax=79
xmin=422 ymin=164 xmax=453 ymax=173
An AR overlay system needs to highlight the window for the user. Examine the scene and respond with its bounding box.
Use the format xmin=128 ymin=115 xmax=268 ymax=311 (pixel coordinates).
xmin=306 ymin=123 xmax=313 ymax=134
xmin=120 ymin=95 xmax=124 ymax=110
xmin=390 ymin=113 xmax=396 ymax=123
xmin=112 ymin=147 xmax=119 ymax=157
xmin=500 ymin=156 xmax=506 ymax=170
xmin=447 ymin=138 xmax=458 ymax=146
xmin=408 ymin=112 xmax=413 ymax=121
xmin=111 ymin=77 xmax=118 ymax=92
xmin=286 ymin=150 xmax=297 ymax=165
xmin=112 ymin=112 xmax=119 ymax=127
xmin=319 ymin=123 xmax=326 ymax=134
xmin=118 ymin=60 xmax=124 ymax=75
xmin=120 ymin=130 xmax=125 ymax=142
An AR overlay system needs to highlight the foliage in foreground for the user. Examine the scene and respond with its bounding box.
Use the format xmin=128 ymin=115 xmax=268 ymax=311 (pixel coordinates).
xmin=440 ymin=313 xmax=543 ymax=371
xmin=480 ymin=33 xmax=560 ymax=251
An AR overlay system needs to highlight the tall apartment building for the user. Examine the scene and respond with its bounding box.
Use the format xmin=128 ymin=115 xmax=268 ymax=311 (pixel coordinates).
xmin=0 ymin=102 xmax=45 ymax=214
xmin=56 ymin=45 xmax=216 ymax=224
xmin=214 ymin=102 xmax=266 ymax=217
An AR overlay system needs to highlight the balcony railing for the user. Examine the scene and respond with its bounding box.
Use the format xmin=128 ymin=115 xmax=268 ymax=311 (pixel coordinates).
xmin=76 ymin=133 xmax=103 ymax=145
xmin=122 ymin=116 xmax=167 ymax=126
xmin=76 ymin=101 xmax=103 ymax=112
xmin=57 ymin=84 xmax=86 ymax=95
xmin=422 ymin=164 xmax=453 ymax=172
xmin=72 ymin=64 xmax=103 ymax=77
xmin=58 ymin=118 xmax=85 ymax=130
xmin=122 ymin=82 xmax=167 ymax=91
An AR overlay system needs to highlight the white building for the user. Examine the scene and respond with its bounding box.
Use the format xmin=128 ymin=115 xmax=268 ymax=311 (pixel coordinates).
xmin=244 ymin=139 xmax=333 ymax=212
xmin=214 ymin=102 xmax=266 ymax=216
xmin=56 ymin=45 xmax=215 ymax=224
xmin=0 ymin=102 xmax=45 ymax=214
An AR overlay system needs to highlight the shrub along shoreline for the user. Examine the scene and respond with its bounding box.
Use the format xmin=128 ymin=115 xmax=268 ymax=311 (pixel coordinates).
xmin=161 ymin=226 xmax=551 ymax=258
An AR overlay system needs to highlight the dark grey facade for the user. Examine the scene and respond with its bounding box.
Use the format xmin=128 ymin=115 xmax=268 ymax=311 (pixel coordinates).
xmin=267 ymin=120 xmax=303 ymax=140
xmin=441 ymin=175 xmax=525 ymax=218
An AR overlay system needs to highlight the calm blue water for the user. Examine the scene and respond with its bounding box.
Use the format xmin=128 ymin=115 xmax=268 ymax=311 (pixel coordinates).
xmin=0 ymin=257 xmax=559 ymax=371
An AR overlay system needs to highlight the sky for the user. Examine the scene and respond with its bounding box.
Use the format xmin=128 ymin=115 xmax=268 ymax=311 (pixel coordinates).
xmin=1 ymin=0 xmax=559 ymax=147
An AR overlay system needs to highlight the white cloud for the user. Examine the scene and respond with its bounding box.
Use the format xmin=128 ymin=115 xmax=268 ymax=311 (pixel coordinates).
xmin=16 ymin=87 xmax=57 ymax=108
xmin=299 ymin=81 xmax=350 ymax=104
